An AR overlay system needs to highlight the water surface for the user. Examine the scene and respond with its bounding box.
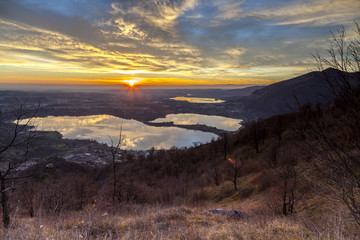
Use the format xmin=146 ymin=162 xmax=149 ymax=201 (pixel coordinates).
xmin=151 ymin=113 xmax=242 ymax=131
xmin=170 ymin=96 xmax=225 ymax=103
xmin=25 ymin=115 xmax=217 ymax=150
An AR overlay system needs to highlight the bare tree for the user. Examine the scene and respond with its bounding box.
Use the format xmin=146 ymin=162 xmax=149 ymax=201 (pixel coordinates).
xmin=220 ymin=133 xmax=229 ymax=161
xmin=273 ymin=116 xmax=284 ymax=141
xmin=309 ymin=21 xmax=360 ymax=224
xmin=273 ymin=145 xmax=310 ymax=216
xmin=0 ymin=102 xmax=39 ymax=227
xmin=211 ymin=159 xmax=222 ymax=186
xmin=107 ymin=126 xmax=124 ymax=206
xmin=277 ymin=147 xmax=299 ymax=216
xmin=227 ymin=147 xmax=249 ymax=190
xmin=265 ymin=140 xmax=280 ymax=169
xmin=247 ymin=120 xmax=263 ymax=153
xmin=313 ymin=22 xmax=360 ymax=111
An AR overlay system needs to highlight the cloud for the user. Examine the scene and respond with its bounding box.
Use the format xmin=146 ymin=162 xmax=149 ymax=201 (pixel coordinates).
xmin=0 ymin=0 xmax=104 ymax=45
xmin=186 ymin=14 xmax=203 ymax=19
xmin=0 ymin=19 xmax=169 ymax=72
xmin=224 ymin=46 xmax=247 ymax=57
xmin=112 ymin=17 xmax=148 ymax=41
xmin=0 ymin=0 xmax=205 ymax=75
xmin=215 ymin=0 xmax=245 ymax=20
xmin=110 ymin=0 xmax=198 ymax=33
xmin=210 ymin=0 xmax=359 ymax=27
xmin=250 ymin=0 xmax=360 ymax=27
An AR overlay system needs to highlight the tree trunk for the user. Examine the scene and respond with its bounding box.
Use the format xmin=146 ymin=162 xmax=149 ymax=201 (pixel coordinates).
xmin=112 ymin=162 xmax=117 ymax=206
xmin=233 ymin=169 xmax=238 ymax=190
xmin=282 ymin=194 xmax=287 ymax=216
xmin=254 ymin=138 xmax=259 ymax=153
xmin=282 ymin=181 xmax=288 ymax=216
xmin=222 ymin=133 xmax=228 ymax=161
xmin=213 ymin=168 xmax=219 ymax=186
xmin=0 ymin=175 xmax=10 ymax=228
xmin=289 ymin=189 xmax=295 ymax=214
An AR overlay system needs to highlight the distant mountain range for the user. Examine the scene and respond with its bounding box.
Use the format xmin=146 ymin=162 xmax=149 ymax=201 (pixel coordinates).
xmin=235 ymin=68 xmax=359 ymax=119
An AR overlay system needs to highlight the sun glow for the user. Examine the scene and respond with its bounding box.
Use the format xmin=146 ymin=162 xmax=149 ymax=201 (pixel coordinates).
xmin=124 ymin=80 xmax=139 ymax=87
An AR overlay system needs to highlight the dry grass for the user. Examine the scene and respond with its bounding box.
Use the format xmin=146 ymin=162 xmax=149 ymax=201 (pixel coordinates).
xmin=1 ymin=167 xmax=358 ymax=239
xmin=1 ymin=204 xmax=359 ymax=240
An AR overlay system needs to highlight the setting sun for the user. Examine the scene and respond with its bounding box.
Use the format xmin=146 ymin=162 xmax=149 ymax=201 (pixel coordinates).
xmin=124 ymin=80 xmax=139 ymax=87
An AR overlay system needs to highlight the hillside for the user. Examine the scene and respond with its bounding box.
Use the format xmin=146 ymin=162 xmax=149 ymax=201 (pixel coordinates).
xmin=238 ymin=68 xmax=359 ymax=119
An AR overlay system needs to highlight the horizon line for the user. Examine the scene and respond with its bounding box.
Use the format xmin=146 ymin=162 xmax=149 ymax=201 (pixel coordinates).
xmin=0 ymin=83 xmax=267 ymax=90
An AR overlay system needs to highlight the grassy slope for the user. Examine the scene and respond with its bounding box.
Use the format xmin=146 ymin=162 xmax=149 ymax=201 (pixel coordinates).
xmin=1 ymin=169 xmax=359 ymax=239
xmin=1 ymin=198 xmax=358 ymax=239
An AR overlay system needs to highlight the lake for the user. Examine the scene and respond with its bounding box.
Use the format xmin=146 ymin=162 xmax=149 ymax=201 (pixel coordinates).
xmin=169 ymin=96 xmax=225 ymax=103
xmin=151 ymin=113 xmax=242 ymax=131
xmin=24 ymin=115 xmax=218 ymax=150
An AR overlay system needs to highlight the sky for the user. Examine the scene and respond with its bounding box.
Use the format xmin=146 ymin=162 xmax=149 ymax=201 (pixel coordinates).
xmin=0 ymin=0 xmax=359 ymax=86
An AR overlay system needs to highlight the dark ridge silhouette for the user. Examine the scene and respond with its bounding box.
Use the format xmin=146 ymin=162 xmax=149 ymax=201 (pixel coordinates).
xmin=242 ymin=68 xmax=359 ymax=119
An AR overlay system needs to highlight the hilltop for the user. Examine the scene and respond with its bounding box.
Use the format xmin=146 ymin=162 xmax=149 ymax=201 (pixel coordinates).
xmin=238 ymin=68 xmax=359 ymax=119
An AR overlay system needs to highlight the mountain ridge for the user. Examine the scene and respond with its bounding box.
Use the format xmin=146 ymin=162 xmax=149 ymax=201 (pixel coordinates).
xmin=240 ymin=68 xmax=358 ymax=119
